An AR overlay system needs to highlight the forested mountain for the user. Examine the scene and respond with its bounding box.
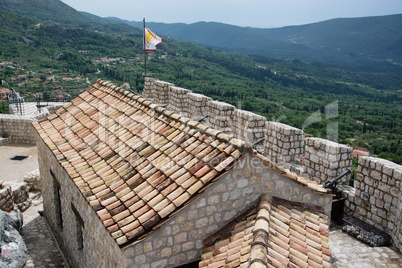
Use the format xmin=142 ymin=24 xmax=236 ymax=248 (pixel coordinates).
xmin=0 ymin=0 xmax=401 ymax=164
xmin=118 ymin=14 xmax=402 ymax=64
xmin=0 ymin=0 xmax=141 ymax=35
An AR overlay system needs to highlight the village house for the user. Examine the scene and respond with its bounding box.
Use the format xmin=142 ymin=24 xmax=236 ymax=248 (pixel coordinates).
xmin=353 ymin=149 xmax=370 ymax=158
xmin=33 ymin=80 xmax=334 ymax=267
xmin=122 ymin=82 xmax=131 ymax=90
xmin=16 ymin=74 xmax=27 ymax=81
xmin=0 ymin=62 xmax=16 ymax=69
xmin=62 ymin=77 xmax=73 ymax=82
xmin=0 ymin=88 xmax=11 ymax=100
xmin=46 ymin=76 xmax=56 ymax=82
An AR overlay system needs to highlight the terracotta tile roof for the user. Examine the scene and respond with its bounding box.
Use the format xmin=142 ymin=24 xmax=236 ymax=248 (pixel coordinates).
xmin=33 ymin=79 xmax=330 ymax=249
xmin=33 ymin=80 xmax=245 ymax=246
xmin=200 ymin=195 xmax=331 ymax=268
xmin=353 ymin=149 xmax=370 ymax=158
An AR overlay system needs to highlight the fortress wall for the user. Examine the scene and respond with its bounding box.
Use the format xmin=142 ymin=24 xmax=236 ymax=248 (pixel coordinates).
xmin=233 ymin=109 xmax=267 ymax=151
xmin=185 ymin=93 xmax=212 ymax=122
xmin=303 ymin=137 xmax=353 ymax=185
xmin=167 ymin=86 xmax=192 ymax=116
xmin=340 ymin=157 xmax=402 ymax=251
xmin=265 ymin=122 xmax=305 ymax=167
xmin=143 ymin=78 xmax=353 ymax=183
xmin=0 ymin=114 xmax=38 ymax=144
xmin=207 ymin=100 xmax=236 ymax=134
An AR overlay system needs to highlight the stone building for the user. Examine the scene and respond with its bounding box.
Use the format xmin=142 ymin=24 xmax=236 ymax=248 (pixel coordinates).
xmin=33 ymin=80 xmax=333 ymax=267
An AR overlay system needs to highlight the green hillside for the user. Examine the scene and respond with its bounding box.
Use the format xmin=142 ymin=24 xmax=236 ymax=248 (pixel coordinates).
xmin=0 ymin=5 xmax=401 ymax=164
xmin=0 ymin=0 xmax=141 ymax=35
xmin=260 ymin=15 xmax=402 ymax=63
xmin=121 ymin=14 xmax=402 ymax=64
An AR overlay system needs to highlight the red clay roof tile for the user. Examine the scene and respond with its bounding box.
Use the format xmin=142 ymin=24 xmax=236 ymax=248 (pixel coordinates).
xmin=201 ymin=195 xmax=330 ymax=268
xmin=34 ymin=80 xmax=327 ymax=251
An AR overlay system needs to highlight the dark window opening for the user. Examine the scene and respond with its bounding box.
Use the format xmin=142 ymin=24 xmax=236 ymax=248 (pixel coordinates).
xmin=50 ymin=170 xmax=63 ymax=228
xmin=71 ymin=203 xmax=85 ymax=250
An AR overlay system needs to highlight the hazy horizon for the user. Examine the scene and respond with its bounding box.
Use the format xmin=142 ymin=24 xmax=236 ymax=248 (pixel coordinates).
xmin=61 ymin=0 xmax=402 ymax=28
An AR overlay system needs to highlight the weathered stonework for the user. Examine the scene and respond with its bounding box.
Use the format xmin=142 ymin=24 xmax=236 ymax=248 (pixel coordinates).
xmin=185 ymin=93 xmax=212 ymax=122
xmin=0 ymin=103 xmax=63 ymax=144
xmin=233 ymin=109 xmax=267 ymax=151
xmin=207 ymin=101 xmax=236 ymax=134
xmin=0 ymin=115 xmax=37 ymax=144
xmin=303 ymin=137 xmax=353 ymax=184
xmin=23 ymin=169 xmax=41 ymax=191
xmin=37 ymin=136 xmax=126 ymax=268
xmin=0 ymin=182 xmax=14 ymax=212
xmin=265 ymin=122 xmax=304 ymax=166
xmin=143 ymin=78 xmax=305 ymax=168
xmin=339 ymin=157 xmax=402 ymax=252
xmin=123 ymin=154 xmax=332 ymax=267
xmin=167 ymin=86 xmax=192 ymax=116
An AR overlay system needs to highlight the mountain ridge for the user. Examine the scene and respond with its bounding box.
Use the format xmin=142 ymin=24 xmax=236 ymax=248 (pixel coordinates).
xmin=103 ymin=14 xmax=402 ymax=64
xmin=0 ymin=0 xmax=141 ymax=35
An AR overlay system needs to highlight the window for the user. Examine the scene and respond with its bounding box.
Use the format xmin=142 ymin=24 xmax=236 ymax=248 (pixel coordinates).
xmin=50 ymin=170 xmax=63 ymax=228
xmin=71 ymin=203 xmax=85 ymax=250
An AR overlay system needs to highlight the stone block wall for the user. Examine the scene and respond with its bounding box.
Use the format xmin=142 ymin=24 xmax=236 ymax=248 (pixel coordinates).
xmin=265 ymin=122 xmax=304 ymax=166
xmin=142 ymin=77 xmax=157 ymax=101
xmin=303 ymin=138 xmax=353 ymax=185
xmin=0 ymin=182 xmax=14 ymax=212
xmin=185 ymin=93 xmax=212 ymax=122
xmin=37 ymin=136 xmax=126 ymax=268
xmin=167 ymin=86 xmax=192 ymax=116
xmin=0 ymin=103 xmax=62 ymax=144
xmin=207 ymin=101 xmax=236 ymax=134
xmin=343 ymin=157 xmax=402 ymax=251
xmin=145 ymin=79 xmax=173 ymax=105
xmin=0 ymin=115 xmax=37 ymax=144
xmin=233 ymin=110 xmax=267 ymax=150
xmin=124 ymin=154 xmax=332 ymax=267
xmin=143 ymin=78 xmax=305 ymax=167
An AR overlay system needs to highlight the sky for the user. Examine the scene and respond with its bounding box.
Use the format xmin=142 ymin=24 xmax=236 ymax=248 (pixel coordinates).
xmin=61 ymin=0 xmax=402 ymax=28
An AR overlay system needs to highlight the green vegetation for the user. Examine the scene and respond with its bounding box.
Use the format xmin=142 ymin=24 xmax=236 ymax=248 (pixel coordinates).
xmin=0 ymin=0 xmax=141 ymax=35
xmin=0 ymin=3 xmax=400 ymax=164
xmin=123 ymin=14 xmax=402 ymax=63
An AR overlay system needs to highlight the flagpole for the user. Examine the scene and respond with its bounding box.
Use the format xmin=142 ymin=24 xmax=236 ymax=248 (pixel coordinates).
xmin=143 ymin=18 xmax=147 ymax=77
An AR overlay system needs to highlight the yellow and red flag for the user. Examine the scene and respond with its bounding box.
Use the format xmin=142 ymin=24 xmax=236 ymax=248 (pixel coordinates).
xmin=144 ymin=27 xmax=163 ymax=51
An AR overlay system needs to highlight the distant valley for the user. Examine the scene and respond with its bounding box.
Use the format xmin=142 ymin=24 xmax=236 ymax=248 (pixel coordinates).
xmin=107 ymin=14 xmax=402 ymax=64
xmin=0 ymin=0 xmax=401 ymax=164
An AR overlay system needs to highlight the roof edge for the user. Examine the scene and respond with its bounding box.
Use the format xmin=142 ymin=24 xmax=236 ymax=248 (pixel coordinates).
xmin=251 ymin=151 xmax=330 ymax=195
xmin=95 ymin=79 xmax=246 ymax=152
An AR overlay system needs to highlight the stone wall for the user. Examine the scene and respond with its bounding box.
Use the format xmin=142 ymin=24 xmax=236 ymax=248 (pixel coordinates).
xmin=0 ymin=103 xmax=63 ymax=144
xmin=207 ymin=101 xmax=236 ymax=134
xmin=124 ymin=154 xmax=332 ymax=267
xmin=339 ymin=157 xmax=402 ymax=252
xmin=143 ymin=78 xmax=357 ymax=181
xmin=167 ymin=86 xmax=192 ymax=116
xmin=303 ymin=138 xmax=353 ymax=185
xmin=37 ymin=136 xmax=126 ymax=268
xmin=0 ymin=182 xmax=14 ymax=212
xmin=265 ymin=122 xmax=304 ymax=166
xmin=185 ymin=93 xmax=212 ymax=121
xmin=143 ymin=78 xmax=304 ymax=168
xmin=233 ymin=110 xmax=267 ymax=150
xmin=0 ymin=115 xmax=37 ymax=144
